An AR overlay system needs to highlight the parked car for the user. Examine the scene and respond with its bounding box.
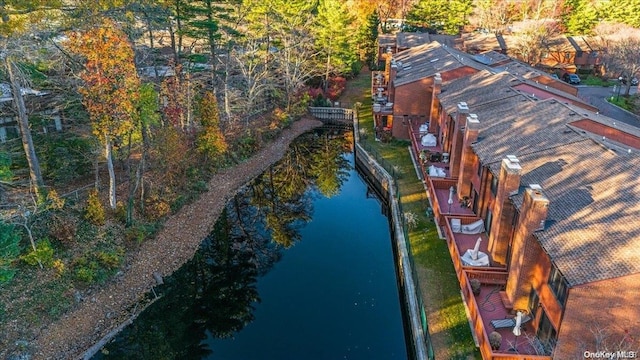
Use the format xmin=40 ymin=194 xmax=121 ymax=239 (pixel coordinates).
xmin=563 ymin=73 xmax=581 ymax=85
xmin=550 ymin=73 xmax=559 ymax=80
xmin=632 ymin=77 xmax=639 ymax=86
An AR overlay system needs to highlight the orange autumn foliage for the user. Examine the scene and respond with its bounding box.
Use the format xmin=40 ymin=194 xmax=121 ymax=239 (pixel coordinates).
xmin=65 ymin=19 xmax=140 ymax=143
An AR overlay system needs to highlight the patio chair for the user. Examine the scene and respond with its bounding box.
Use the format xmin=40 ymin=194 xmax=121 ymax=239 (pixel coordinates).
xmin=451 ymin=218 xmax=461 ymax=233
xmin=490 ymin=314 xmax=532 ymax=330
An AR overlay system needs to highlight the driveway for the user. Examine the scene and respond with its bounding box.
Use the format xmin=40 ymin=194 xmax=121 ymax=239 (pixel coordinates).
xmin=577 ymin=85 xmax=640 ymax=127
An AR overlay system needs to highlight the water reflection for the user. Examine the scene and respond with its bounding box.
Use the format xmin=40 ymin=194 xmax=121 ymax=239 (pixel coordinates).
xmin=97 ymin=130 xmax=354 ymax=359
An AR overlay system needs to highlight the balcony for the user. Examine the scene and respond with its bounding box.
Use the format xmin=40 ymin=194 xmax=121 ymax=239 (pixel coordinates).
xmin=443 ymin=216 xmax=505 ymax=274
xmin=408 ymin=120 xmax=452 ymax=180
xmin=425 ymin=178 xmax=474 ymax=227
xmin=461 ymin=270 xmax=552 ymax=360
xmin=371 ymin=71 xmax=389 ymax=100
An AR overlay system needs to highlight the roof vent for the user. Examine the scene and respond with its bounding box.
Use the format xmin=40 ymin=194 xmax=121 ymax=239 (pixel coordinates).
xmin=430 ymin=58 xmax=439 ymax=62
xmin=530 ymin=184 xmax=542 ymax=190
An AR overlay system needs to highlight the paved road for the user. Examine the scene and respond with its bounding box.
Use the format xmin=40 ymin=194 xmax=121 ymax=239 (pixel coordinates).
xmin=577 ymin=85 xmax=640 ymax=127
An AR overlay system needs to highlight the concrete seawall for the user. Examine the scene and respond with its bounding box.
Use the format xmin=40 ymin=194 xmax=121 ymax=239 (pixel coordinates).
xmin=352 ymin=114 xmax=433 ymax=360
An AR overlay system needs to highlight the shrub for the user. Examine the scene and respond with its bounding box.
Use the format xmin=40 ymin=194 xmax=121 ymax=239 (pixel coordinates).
xmin=125 ymin=224 xmax=155 ymax=244
xmin=404 ymin=212 xmax=418 ymax=230
xmin=312 ymin=94 xmax=332 ymax=107
xmin=114 ymin=201 xmax=128 ymax=224
xmin=326 ymin=76 xmax=347 ymax=100
xmin=73 ymin=248 xmax=124 ymax=284
xmin=0 ymin=151 xmax=13 ymax=181
xmin=21 ymin=239 xmax=55 ymax=267
xmin=144 ymin=194 xmax=171 ymax=221
xmin=49 ymin=215 xmax=77 ymax=244
xmin=74 ymin=263 xmax=97 ymax=284
xmin=270 ymin=108 xmax=291 ymax=129
xmin=489 ymin=331 xmax=502 ymax=350
xmin=0 ymin=222 xmax=21 ymax=284
xmin=470 ymin=278 xmax=481 ymax=296
xmin=232 ymin=131 xmax=259 ymax=161
xmin=85 ymin=189 xmax=105 ymax=226
xmin=52 ymin=259 xmax=65 ymax=277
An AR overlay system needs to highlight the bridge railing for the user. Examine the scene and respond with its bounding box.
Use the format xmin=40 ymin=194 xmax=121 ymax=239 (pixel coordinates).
xmin=308 ymin=107 xmax=354 ymax=124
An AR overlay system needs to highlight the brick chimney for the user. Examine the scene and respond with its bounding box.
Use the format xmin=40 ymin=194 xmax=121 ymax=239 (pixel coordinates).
xmin=429 ymin=73 xmax=442 ymax=134
xmin=448 ymin=102 xmax=469 ymax=179
xmin=505 ymin=184 xmax=549 ymax=307
xmin=488 ymin=156 xmax=522 ymax=265
xmin=456 ymin=114 xmax=480 ymax=197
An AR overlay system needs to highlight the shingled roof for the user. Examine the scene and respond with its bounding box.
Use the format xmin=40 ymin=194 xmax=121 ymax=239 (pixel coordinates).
xmin=396 ymin=32 xmax=432 ymax=49
xmin=511 ymin=141 xmax=640 ymax=286
xmin=438 ymin=70 xmax=521 ymax=115
xmin=391 ymin=42 xmax=486 ymax=87
xmin=447 ymin=91 xmax=640 ymax=285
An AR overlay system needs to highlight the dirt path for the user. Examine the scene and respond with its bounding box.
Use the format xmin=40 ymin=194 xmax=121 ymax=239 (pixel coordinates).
xmin=31 ymin=117 xmax=323 ymax=360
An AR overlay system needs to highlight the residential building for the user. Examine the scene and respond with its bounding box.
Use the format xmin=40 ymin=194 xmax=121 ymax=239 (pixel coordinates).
xmin=399 ymin=44 xmax=640 ymax=359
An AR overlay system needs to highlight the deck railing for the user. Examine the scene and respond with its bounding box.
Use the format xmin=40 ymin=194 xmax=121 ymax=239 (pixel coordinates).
xmin=460 ymin=271 xmax=552 ymax=360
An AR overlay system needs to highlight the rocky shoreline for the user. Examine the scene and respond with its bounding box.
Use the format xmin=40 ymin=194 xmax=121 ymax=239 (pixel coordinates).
xmin=29 ymin=117 xmax=323 ymax=359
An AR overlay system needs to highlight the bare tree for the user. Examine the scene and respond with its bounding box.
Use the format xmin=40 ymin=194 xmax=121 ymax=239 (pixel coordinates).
xmin=3 ymin=56 xmax=45 ymax=198
xmin=232 ymin=40 xmax=274 ymax=125
xmin=507 ymin=19 xmax=563 ymax=66
xmin=595 ymin=23 xmax=640 ymax=96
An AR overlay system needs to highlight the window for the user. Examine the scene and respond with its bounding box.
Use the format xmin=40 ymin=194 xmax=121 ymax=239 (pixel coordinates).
xmin=472 ymin=190 xmax=479 ymax=214
xmin=528 ymin=287 xmax=539 ymax=314
xmin=490 ymin=174 xmax=498 ymax=196
xmin=536 ymin=309 xmax=557 ymax=355
xmin=548 ymin=265 xmax=568 ymax=307
xmin=486 ymin=210 xmax=493 ymax=235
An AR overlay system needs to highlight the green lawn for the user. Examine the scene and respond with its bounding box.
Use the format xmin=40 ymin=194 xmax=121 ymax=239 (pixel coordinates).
xmin=348 ymin=71 xmax=480 ymax=359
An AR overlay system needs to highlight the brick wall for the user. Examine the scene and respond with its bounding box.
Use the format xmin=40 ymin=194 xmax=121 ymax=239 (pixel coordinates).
xmin=456 ymin=114 xmax=480 ymax=198
xmin=391 ymin=78 xmax=433 ymax=139
xmin=488 ymin=158 xmax=522 ymax=265
xmin=429 ymin=73 xmax=442 ymax=135
xmin=506 ymin=186 xmax=549 ymax=307
xmin=448 ymin=103 xmax=470 ymax=179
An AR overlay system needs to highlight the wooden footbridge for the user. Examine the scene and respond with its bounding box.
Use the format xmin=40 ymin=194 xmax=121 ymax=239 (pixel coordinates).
xmin=308 ymin=107 xmax=354 ymax=128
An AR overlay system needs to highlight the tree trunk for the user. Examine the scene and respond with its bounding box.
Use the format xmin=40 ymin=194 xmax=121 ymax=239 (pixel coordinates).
xmin=125 ymin=130 xmax=135 ymax=226
xmin=324 ymin=51 xmax=331 ymax=93
xmin=139 ymin=121 xmax=149 ymax=215
xmin=6 ymin=59 xmax=44 ymax=197
xmin=145 ymin=15 xmax=159 ymax=79
xmin=224 ymin=42 xmax=232 ymax=125
xmin=168 ymin=22 xmax=179 ymax=65
xmin=105 ymin=136 xmax=116 ymax=209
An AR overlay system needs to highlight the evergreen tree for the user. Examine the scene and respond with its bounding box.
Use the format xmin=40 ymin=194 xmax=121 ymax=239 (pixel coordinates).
xmin=562 ymin=0 xmax=599 ymax=35
xmin=184 ymin=0 xmax=223 ymax=65
xmin=357 ymin=11 xmax=379 ymax=70
xmin=600 ymin=0 xmax=640 ymax=28
xmin=406 ymin=0 xmax=473 ymax=34
xmin=315 ymin=0 xmax=357 ymax=89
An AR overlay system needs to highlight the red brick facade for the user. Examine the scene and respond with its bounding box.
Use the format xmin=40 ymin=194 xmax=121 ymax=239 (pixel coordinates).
xmin=488 ymin=158 xmax=522 ymax=266
xmin=505 ymin=187 xmax=549 ymax=308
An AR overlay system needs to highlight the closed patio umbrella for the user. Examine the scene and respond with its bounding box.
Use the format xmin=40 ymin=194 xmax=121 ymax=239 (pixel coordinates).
xmin=511 ymin=311 xmax=523 ymax=352
xmin=471 ymin=237 xmax=482 ymax=260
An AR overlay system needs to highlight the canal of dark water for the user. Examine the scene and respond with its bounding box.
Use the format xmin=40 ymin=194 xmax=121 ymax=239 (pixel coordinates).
xmin=94 ymin=130 xmax=409 ymax=360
